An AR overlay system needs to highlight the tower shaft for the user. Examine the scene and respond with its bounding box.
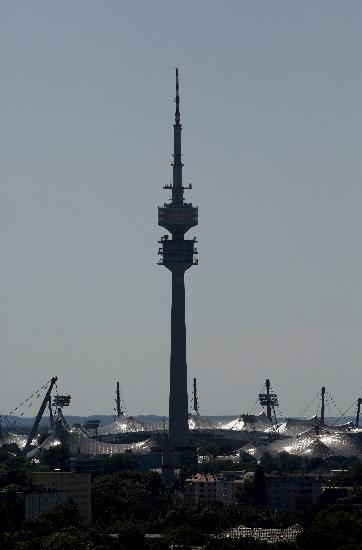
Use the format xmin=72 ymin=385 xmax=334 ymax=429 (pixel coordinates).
xmin=158 ymin=69 xmax=198 ymax=450
xmin=169 ymin=271 xmax=188 ymax=445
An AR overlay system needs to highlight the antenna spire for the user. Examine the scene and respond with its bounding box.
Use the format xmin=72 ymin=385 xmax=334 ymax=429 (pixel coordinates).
xmin=175 ymin=67 xmax=180 ymax=125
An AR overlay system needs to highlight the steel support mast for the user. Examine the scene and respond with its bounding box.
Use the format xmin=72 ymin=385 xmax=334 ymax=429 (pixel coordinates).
xmin=356 ymin=398 xmax=362 ymax=428
xmin=259 ymin=379 xmax=278 ymax=424
xmin=320 ymin=386 xmax=326 ymax=426
xmin=24 ymin=377 xmax=58 ymax=454
xmin=192 ymin=378 xmax=199 ymax=416
xmin=116 ymin=382 xmax=122 ymax=418
xmin=158 ymin=69 xmax=198 ymax=449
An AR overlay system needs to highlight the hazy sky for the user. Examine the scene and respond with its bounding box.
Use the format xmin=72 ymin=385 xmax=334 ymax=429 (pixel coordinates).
xmin=0 ymin=1 xmax=361 ymax=418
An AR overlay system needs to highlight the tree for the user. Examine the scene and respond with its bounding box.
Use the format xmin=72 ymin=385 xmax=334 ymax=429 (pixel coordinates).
xmin=253 ymin=467 xmax=266 ymax=506
xmin=0 ymin=455 xmax=34 ymax=486
xmin=28 ymin=503 xmax=82 ymax=536
xmin=40 ymin=444 xmax=69 ymax=470
xmin=92 ymin=471 xmax=170 ymax=524
xmin=40 ymin=527 xmax=94 ymax=550
xmin=348 ymin=459 xmax=362 ymax=485
xmin=108 ymin=520 xmax=145 ymax=549
xmin=0 ymin=443 xmax=21 ymax=462
xmin=101 ymin=454 xmax=137 ymax=475
xmin=0 ymin=499 xmax=24 ymax=533
xmin=298 ymin=508 xmax=362 ymax=549
xmin=165 ymin=525 xmax=205 ymax=547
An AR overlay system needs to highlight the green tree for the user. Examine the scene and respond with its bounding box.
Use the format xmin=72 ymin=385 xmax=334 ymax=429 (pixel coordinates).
xmin=28 ymin=502 xmax=82 ymax=536
xmin=40 ymin=527 xmax=94 ymax=550
xmin=298 ymin=508 xmax=362 ymax=549
xmin=0 ymin=498 xmax=24 ymax=533
xmin=165 ymin=525 xmax=205 ymax=547
xmin=0 ymin=443 xmax=21 ymax=462
xmin=108 ymin=520 xmax=145 ymax=549
xmin=40 ymin=444 xmax=69 ymax=470
xmin=348 ymin=459 xmax=362 ymax=485
xmin=253 ymin=467 xmax=266 ymax=506
xmin=93 ymin=471 xmax=170 ymax=524
xmin=0 ymin=455 xmax=34 ymax=486
xmin=101 ymin=454 xmax=137 ymax=475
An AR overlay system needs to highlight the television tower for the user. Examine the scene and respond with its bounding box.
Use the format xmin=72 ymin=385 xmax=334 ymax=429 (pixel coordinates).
xmin=158 ymin=69 xmax=198 ymax=449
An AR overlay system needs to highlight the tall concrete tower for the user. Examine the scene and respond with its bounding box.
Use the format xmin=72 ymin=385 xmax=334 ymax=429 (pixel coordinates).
xmin=158 ymin=69 xmax=198 ymax=449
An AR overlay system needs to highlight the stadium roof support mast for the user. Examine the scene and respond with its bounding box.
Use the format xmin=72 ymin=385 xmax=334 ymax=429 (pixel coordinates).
xmin=259 ymin=379 xmax=278 ymax=424
xmin=23 ymin=377 xmax=58 ymax=454
xmin=116 ymin=382 xmax=122 ymax=418
xmin=192 ymin=378 xmax=199 ymax=416
xmin=265 ymin=379 xmax=272 ymax=423
xmin=158 ymin=69 xmax=198 ymax=450
xmin=356 ymin=398 xmax=362 ymax=428
xmin=320 ymin=386 xmax=326 ymax=427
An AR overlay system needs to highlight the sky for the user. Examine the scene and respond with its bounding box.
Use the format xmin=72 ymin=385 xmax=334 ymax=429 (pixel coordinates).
xmin=0 ymin=1 xmax=361 ymax=418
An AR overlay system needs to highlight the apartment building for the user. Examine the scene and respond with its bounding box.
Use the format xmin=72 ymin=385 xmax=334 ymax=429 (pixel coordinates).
xmin=31 ymin=471 xmax=91 ymax=522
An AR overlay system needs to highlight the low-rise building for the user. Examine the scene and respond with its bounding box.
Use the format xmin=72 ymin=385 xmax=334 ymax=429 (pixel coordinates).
xmin=185 ymin=471 xmax=248 ymax=505
xmin=215 ymin=471 xmax=249 ymax=506
xmin=185 ymin=471 xmax=323 ymax=509
xmin=25 ymin=489 xmax=66 ymax=522
xmin=1 ymin=486 xmax=66 ymax=522
xmin=265 ymin=474 xmax=322 ymax=510
xmin=31 ymin=471 xmax=91 ymax=523
xmin=184 ymin=473 xmax=217 ymax=504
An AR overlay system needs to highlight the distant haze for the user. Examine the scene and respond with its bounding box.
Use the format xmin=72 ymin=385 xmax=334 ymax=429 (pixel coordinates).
xmin=0 ymin=1 xmax=361 ymax=418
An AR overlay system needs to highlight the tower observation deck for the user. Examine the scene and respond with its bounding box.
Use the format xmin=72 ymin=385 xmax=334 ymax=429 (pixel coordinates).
xmin=158 ymin=69 xmax=198 ymax=449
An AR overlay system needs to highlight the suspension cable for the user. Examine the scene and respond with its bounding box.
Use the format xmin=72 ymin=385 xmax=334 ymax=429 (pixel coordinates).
xmin=326 ymin=390 xmax=344 ymax=418
xmin=0 ymin=378 xmax=53 ymax=425
xmin=331 ymin=399 xmax=358 ymax=427
xmin=298 ymin=389 xmax=320 ymax=418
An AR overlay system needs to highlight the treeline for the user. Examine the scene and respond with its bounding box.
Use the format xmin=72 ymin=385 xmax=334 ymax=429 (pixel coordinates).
xmin=2 ymin=444 xmax=362 ymax=548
